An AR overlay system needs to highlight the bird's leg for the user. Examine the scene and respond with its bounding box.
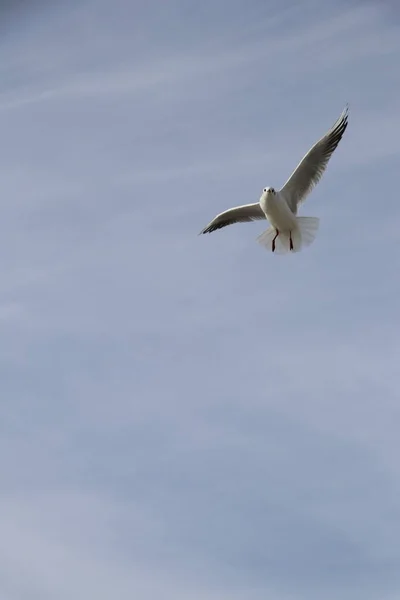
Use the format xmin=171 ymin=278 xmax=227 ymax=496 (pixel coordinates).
xmin=272 ymin=229 xmax=279 ymax=253
xmin=289 ymin=232 xmax=294 ymax=251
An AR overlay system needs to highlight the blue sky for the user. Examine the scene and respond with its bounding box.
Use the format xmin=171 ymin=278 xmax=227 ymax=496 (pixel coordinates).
xmin=0 ymin=1 xmax=400 ymax=598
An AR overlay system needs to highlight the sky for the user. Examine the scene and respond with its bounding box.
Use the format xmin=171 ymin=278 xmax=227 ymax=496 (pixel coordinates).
xmin=0 ymin=1 xmax=400 ymax=599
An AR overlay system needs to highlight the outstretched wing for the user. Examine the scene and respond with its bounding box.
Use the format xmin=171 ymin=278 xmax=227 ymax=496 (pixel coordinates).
xmin=199 ymin=203 xmax=265 ymax=234
xmin=280 ymin=105 xmax=349 ymax=212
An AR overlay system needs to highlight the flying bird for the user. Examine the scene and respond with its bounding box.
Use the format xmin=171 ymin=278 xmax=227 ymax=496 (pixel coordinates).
xmin=199 ymin=105 xmax=349 ymax=254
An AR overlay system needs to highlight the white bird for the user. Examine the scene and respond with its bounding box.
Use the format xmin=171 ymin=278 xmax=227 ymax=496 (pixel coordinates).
xmin=199 ymin=105 xmax=349 ymax=254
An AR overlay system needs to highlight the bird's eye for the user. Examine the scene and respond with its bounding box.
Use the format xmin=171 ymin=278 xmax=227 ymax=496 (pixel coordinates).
xmin=263 ymin=188 xmax=267 ymax=192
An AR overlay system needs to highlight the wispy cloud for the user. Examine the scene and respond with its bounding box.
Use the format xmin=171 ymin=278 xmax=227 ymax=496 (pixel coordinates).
xmin=1 ymin=3 xmax=399 ymax=113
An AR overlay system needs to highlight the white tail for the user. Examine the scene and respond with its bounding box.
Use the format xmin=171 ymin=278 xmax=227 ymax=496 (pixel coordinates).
xmin=257 ymin=216 xmax=319 ymax=254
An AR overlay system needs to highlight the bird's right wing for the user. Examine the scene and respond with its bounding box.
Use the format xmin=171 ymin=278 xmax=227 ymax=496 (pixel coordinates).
xmin=279 ymin=105 xmax=349 ymax=213
xmin=199 ymin=203 xmax=265 ymax=234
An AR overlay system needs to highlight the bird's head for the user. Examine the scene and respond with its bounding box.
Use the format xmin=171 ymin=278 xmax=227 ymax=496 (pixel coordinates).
xmin=262 ymin=187 xmax=275 ymax=195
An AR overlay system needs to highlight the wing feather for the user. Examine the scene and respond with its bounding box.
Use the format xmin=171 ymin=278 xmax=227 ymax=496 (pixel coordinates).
xmin=280 ymin=105 xmax=349 ymax=212
xmin=200 ymin=203 xmax=265 ymax=234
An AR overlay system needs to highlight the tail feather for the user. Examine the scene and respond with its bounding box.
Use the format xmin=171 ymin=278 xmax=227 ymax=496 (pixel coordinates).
xmin=257 ymin=216 xmax=319 ymax=254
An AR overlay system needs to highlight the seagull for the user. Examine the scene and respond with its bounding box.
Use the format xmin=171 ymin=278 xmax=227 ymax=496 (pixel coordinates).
xmin=199 ymin=105 xmax=349 ymax=254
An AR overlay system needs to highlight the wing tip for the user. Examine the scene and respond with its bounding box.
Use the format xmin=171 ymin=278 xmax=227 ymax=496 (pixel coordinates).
xmin=199 ymin=223 xmax=220 ymax=235
xmin=338 ymin=103 xmax=349 ymax=127
xmin=329 ymin=104 xmax=349 ymax=143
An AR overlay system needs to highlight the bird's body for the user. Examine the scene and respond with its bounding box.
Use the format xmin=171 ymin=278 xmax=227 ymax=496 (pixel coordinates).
xmin=259 ymin=188 xmax=300 ymax=252
xmin=260 ymin=188 xmax=297 ymax=231
xmin=199 ymin=105 xmax=349 ymax=254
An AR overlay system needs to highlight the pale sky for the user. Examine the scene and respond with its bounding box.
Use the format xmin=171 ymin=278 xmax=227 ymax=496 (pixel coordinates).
xmin=1 ymin=1 xmax=400 ymax=599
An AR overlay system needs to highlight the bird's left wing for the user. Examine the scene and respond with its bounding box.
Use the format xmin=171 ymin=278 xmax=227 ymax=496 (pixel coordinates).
xmin=200 ymin=203 xmax=265 ymax=234
xmin=279 ymin=105 xmax=349 ymax=213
